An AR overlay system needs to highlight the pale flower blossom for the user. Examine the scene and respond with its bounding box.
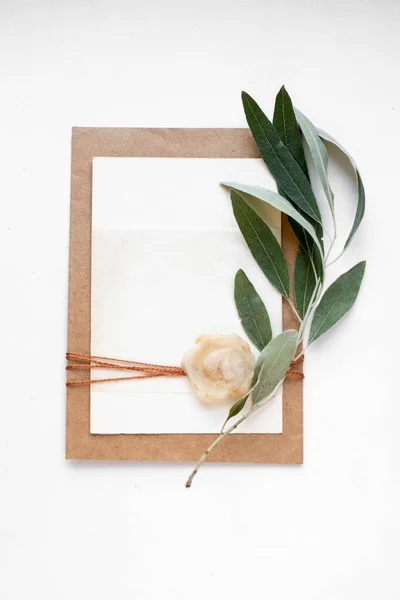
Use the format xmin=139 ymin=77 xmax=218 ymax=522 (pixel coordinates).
xmin=182 ymin=333 xmax=255 ymax=403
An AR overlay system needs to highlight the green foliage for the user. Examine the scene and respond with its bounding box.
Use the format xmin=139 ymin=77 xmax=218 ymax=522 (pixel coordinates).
xmin=318 ymin=129 xmax=365 ymax=251
xmin=231 ymin=190 xmax=291 ymax=300
xmin=224 ymin=183 xmax=324 ymax=266
xmin=234 ymin=269 xmax=272 ymax=351
xmin=251 ymin=331 xmax=298 ymax=405
xmin=309 ymin=262 xmax=366 ymax=344
xmin=294 ymin=251 xmax=318 ymax=319
xmin=221 ymin=397 xmax=248 ymax=431
xmin=186 ymin=87 xmax=367 ymax=487
xmin=273 ymin=85 xmax=309 ymax=179
xmin=242 ymin=91 xmax=321 ymax=223
xmin=295 ymin=108 xmax=334 ymax=216
xmin=273 ymin=87 xmax=324 ymax=278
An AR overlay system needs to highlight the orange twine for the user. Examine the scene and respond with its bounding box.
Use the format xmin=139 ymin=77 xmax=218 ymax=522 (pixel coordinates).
xmin=66 ymin=352 xmax=304 ymax=386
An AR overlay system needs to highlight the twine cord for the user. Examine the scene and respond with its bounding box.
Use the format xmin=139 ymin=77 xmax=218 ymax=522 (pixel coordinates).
xmin=66 ymin=352 xmax=304 ymax=386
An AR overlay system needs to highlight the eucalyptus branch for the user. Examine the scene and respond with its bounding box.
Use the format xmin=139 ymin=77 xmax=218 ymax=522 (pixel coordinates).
xmin=185 ymin=87 xmax=366 ymax=489
xmin=185 ymin=388 xmax=280 ymax=488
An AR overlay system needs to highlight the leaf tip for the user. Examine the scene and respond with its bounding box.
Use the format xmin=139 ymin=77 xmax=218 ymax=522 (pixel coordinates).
xmin=220 ymin=181 xmax=231 ymax=189
xmin=351 ymin=260 xmax=367 ymax=278
xmin=229 ymin=188 xmax=245 ymax=205
xmin=241 ymin=90 xmax=255 ymax=108
xmin=356 ymin=260 xmax=367 ymax=278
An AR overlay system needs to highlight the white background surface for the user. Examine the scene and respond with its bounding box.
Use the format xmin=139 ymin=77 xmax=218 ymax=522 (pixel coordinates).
xmin=1 ymin=1 xmax=399 ymax=598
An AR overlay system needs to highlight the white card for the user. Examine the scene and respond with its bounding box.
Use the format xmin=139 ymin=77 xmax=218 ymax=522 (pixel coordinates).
xmin=90 ymin=157 xmax=283 ymax=434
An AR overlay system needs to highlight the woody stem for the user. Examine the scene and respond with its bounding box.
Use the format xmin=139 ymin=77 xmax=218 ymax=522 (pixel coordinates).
xmin=185 ymin=390 xmax=278 ymax=488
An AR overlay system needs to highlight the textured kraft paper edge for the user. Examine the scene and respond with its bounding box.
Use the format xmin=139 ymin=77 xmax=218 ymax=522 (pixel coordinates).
xmin=66 ymin=127 xmax=303 ymax=462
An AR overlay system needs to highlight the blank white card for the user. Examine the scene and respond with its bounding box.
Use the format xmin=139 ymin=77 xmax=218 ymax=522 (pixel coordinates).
xmin=90 ymin=157 xmax=283 ymax=434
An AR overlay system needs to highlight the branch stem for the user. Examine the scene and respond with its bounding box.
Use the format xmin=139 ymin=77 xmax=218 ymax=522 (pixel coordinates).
xmin=185 ymin=391 xmax=278 ymax=488
xmin=288 ymin=300 xmax=301 ymax=322
xmin=324 ymin=220 xmax=337 ymax=266
xmin=325 ymin=246 xmax=345 ymax=268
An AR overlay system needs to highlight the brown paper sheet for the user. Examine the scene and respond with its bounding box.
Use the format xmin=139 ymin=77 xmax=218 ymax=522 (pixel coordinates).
xmin=66 ymin=128 xmax=303 ymax=462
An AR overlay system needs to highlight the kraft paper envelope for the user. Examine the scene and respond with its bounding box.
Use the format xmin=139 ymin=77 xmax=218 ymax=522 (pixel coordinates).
xmin=66 ymin=128 xmax=303 ymax=462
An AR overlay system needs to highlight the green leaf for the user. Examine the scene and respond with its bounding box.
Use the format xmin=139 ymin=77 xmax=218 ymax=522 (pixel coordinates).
xmin=273 ymin=86 xmax=309 ymax=179
xmin=272 ymin=87 xmax=324 ymax=280
xmin=223 ymin=183 xmax=324 ymax=266
xmin=252 ymin=330 xmax=298 ymax=404
xmin=318 ymin=129 xmax=365 ymax=251
xmin=290 ymin=218 xmax=324 ymax=281
xmin=309 ymin=261 xmax=366 ymax=344
xmin=241 ymin=91 xmax=322 ymax=224
xmin=295 ymin=108 xmax=335 ymax=216
xmin=234 ymin=269 xmax=272 ymax=351
xmin=294 ymin=251 xmax=318 ymax=319
xmin=231 ymin=190 xmax=291 ymax=300
xmin=221 ymin=396 xmax=248 ymax=431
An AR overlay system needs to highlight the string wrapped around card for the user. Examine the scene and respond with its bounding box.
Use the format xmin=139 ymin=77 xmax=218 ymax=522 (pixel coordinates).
xmin=66 ymin=336 xmax=304 ymax=392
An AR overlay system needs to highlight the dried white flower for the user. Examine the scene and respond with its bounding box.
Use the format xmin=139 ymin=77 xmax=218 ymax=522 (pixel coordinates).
xmin=182 ymin=333 xmax=255 ymax=403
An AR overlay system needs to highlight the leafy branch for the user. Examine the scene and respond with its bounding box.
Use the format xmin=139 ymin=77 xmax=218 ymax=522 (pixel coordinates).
xmin=185 ymin=86 xmax=366 ymax=488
